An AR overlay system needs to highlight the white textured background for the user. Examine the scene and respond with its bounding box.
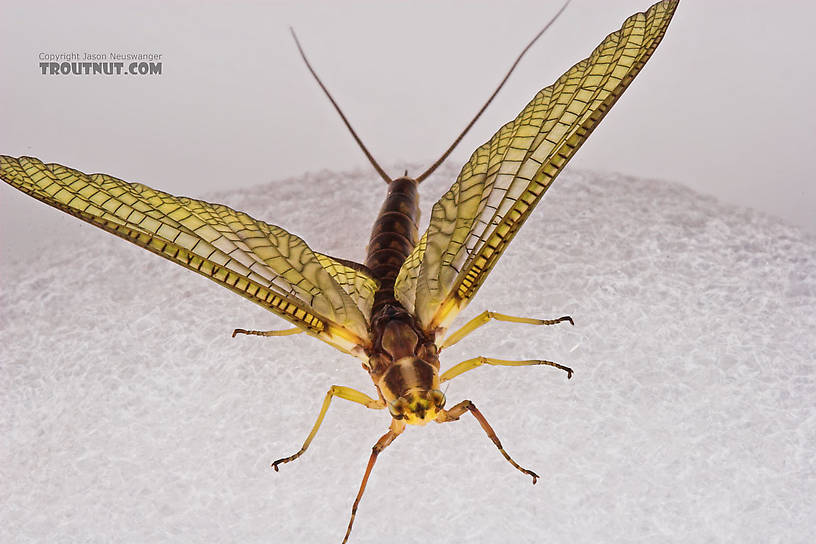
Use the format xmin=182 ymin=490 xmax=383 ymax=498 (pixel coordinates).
xmin=2 ymin=0 xmax=815 ymax=541
xmin=2 ymin=163 xmax=815 ymax=543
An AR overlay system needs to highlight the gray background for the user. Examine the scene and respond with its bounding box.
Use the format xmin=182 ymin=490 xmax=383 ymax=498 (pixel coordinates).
xmin=2 ymin=2 xmax=815 ymax=542
xmin=1 ymin=0 xmax=814 ymax=259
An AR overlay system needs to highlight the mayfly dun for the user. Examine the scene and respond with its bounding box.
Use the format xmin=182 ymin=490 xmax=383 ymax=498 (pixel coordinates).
xmin=1 ymin=1 xmax=678 ymax=541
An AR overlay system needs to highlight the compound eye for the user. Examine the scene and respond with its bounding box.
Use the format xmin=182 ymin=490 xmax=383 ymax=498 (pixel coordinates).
xmin=388 ymin=398 xmax=408 ymax=419
xmin=429 ymin=390 xmax=446 ymax=409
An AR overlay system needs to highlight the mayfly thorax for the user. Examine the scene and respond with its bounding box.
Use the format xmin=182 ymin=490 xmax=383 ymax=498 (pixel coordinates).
xmin=1 ymin=1 xmax=679 ymax=541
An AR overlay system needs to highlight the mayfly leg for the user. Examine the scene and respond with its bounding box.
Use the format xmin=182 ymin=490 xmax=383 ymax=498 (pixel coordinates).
xmin=440 ymin=356 xmax=574 ymax=383
xmin=232 ymin=327 xmax=303 ymax=338
xmin=272 ymin=386 xmax=384 ymax=471
xmin=441 ymin=312 xmax=573 ymax=350
xmin=343 ymin=419 xmax=405 ymax=544
xmin=436 ymin=400 xmax=539 ymax=483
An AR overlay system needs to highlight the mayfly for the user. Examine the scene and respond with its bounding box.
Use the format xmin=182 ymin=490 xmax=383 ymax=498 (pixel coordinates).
xmin=1 ymin=1 xmax=678 ymax=541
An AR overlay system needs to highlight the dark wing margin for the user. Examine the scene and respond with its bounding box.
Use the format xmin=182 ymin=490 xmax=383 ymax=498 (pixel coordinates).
xmin=0 ymin=155 xmax=376 ymax=357
xmin=395 ymin=0 xmax=679 ymax=333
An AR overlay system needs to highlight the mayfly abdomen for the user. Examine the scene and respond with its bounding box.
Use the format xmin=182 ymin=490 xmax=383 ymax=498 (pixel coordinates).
xmin=365 ymin=177 xmax=419 ymax=311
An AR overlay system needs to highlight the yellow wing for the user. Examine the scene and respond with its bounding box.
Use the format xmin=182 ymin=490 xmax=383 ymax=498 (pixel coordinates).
xmin=0 ymin=155 xmax=376 ymax=357
xmin=314 ymin=252 xmax=378 ymax=322
xmin=395 ymin=0 xmax=678 ymax=333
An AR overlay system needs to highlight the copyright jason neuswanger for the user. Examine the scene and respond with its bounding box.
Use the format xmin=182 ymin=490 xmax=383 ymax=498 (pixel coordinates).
xmin=38 ymin=52 xmax=163 ymax=76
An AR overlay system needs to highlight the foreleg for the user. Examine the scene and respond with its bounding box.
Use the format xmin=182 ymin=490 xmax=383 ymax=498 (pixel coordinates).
xmin=436 ymin=400 xmax=538 ymax=483
xmin=342 ymin=419 xmax=405 ymax=544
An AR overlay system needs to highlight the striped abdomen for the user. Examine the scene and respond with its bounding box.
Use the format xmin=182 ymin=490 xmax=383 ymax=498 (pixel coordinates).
xmin=365 ymin=177 xmax=419 ymax=312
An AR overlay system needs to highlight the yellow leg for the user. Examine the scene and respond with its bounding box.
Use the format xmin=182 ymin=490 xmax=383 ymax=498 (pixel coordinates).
xmin=272 ymin=386 xmax=385 ymax=471
xmin=232 ymin=327 xmax=303 ymax=338
xmin=440 ymin=311 xmax=573 ymax=350
xmin=435 ymin=400 xmax=538 ymax=483
xmin=342 ymin=419 xmax=405 ymax=544
xmin=440 ymin=356 xmax=573 ymax=383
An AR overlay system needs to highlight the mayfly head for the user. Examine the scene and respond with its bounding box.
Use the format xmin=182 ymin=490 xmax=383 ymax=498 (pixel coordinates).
xmin=376 ymin=341 xmax=445 ymax=426
xmin=0 ymin=2 xmax=681 ymax=542
xmin=387 ymin=388 xmax=446 ymax=426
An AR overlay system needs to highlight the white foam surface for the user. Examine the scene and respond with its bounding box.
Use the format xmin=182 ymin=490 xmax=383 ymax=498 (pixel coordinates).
xmin=2 ymin=165 xmax=814 ymax=542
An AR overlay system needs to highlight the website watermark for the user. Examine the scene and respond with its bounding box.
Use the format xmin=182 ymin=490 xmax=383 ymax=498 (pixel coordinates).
xmin=38 ymin=52 xmax=163 ymax=76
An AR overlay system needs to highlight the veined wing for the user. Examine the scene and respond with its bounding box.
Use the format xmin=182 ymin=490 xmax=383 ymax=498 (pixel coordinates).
xmin=395 ymin=0 xmax=678 ymax=333
xmin=314 ymin=253 xmax=378 ymax=322
xmin=0 ymin=155 xmax=376 ymax=356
